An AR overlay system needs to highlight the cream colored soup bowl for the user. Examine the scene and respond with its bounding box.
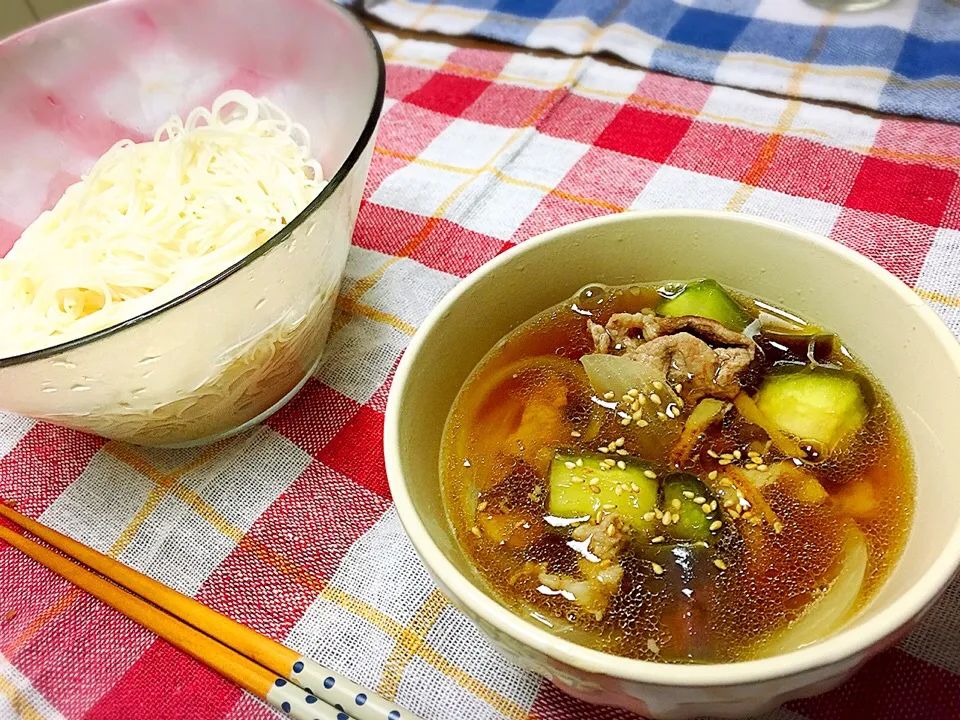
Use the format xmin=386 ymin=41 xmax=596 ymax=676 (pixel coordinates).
xmin=384 ymin=210 xmax=960 ymax=719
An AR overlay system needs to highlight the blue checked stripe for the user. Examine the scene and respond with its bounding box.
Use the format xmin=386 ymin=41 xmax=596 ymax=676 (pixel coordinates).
xmin=354 ymin=0 xmax=960 ymax=123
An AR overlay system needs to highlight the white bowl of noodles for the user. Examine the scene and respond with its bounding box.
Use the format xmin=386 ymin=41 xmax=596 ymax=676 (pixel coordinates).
xmin=385 ymin=211 xmax=960 ymax=718
xmin=0 ymin=0 xmax=384 ymax=446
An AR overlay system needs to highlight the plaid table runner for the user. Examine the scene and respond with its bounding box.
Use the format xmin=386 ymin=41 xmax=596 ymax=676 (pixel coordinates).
xmin=358 ymin=0 xmax=960 ymax=124
xmin=2 ymin=29 xmax=960 ymax=720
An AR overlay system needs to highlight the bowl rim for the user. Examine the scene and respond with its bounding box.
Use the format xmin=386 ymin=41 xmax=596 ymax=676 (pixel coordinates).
xmin=0 ymin=0 xmax=385 ymax=369
xmin=384 ymin=209 xmax=960 ymax=687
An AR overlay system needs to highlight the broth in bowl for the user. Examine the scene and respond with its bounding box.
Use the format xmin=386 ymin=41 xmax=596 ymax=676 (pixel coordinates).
xmin=441 ymin=279 xmax=914 ymax=664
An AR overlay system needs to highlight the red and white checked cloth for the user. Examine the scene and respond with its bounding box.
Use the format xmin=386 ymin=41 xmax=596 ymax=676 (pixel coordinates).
xmin=1 ymin=30 xmax=959 ymax=720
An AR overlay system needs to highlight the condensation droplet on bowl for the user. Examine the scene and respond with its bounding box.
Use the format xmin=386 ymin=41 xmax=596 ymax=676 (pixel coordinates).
xmin=70 ymin=384 xmax=91 ymax=392
xmin=255 ymin=298 xmax=267 ymax=310
xmin=51 ymin=360 xmax=76 ymax=369
xmin=42 ymin=387 xmax=57 ymax=393
xmin=138 ymin=356 xmax=161 ymax=365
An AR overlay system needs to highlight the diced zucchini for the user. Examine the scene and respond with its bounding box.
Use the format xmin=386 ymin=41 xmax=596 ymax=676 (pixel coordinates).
xmin=549 ymin=452 xmax=658 ymax=532
xmin=754 ymin=367 xmax=868 ymax=452
xmin=660 ymin=473 xmax=720 ymax=543
xmin=656 ymin=279 xmax=752 ymax=331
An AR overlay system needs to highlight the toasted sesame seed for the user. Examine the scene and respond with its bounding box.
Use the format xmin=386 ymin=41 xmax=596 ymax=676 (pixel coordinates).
xmin=665 ymin=405 xmax=677 ymax=419
xmin=616 ymin=449 xmax=628 ymax=456
xmin=723 ymin=499 xmax=735 ymax=508
xmin=707 ymin=450 xmax=719 ymax=459
xmin=596 ymin=510 xmax=604 ymax=523
xmin=643 ymin=469 xmax=657 ymax=479
xmin=693 ymin=496 xmax=706 ymax=504
xmin=599 ymin=447 xmax=609 ymax=453
xmin=570 ymin=430 xmax=582 ymax=438
xmin=622 ymin=394 xmax=633 ymax=403
xmin=701 ymin=502 xmax=711 ymax=512
xmin=471 ymin=526 xmax=481 ymax=537
xmin=631 ymin=483 xmax=641 ymax=493
xmin=676 ymin=397 xmax=685 ymax=408
xmin=628 ymin=388 xmax=640 ymax=398
xmin=589 ymin=477 xmax=600 ymax=487
xmin=714 ymin=559 xmax=727 ymax=570
xmin=572 ymin=476 xmax=585 ymax=483
xmin=661 ymin=513 xmax=671 ymax=526
xmin=741 ymin=510 xmax=754 ymax=520
xmin=650 ymin=393 xmax=662 ymax=405
xmin=720 ymin=478 xmax=733 ymax=487
xmin=602 ymin=503 xmax=617 ymax=510
xmin=652 ymin=562 xmax=665 ymax=575
xmin=656 ymin=411 xmax=667 ymax=420
xmin=709 ymin=520 xmax=723 ymax=531
xmin=478 ymin=501 xmax=488 ymax=512
xmin=617 ymin=460 xmax=627 ymax=470
xmin=653 ymin=381 xmax=663 ymax=390
xmin=603 ymin=391 xmax=615 ymax=400
xmin=745 ymin=463 xmax=757 ymax=470
xmin=631 ymin=402 xmax=641 ymax=412
xmin=720 ymin=452 xmax=735 ymax=460
xmin=643 ymin=512 xmax=656 ymax=522
xmin=718 ymin=458 xmax=733 ymax=466
xmin=733 ymin=450 xmax=742 ymax=459
xmin=758 ymin=464 xmax=769 ymax=472
xmin=749 ymin=516 xmax=762 ymax=525
xmin=707 ymin=470 xmax=718 ymax=480
xmin=615 ymin=437 xmax=625 ymax=446
xmin=710 ymin=500 xmax=718 ymax=511
xmin=605 ymin=523 xmax=617 ymax=537
xmin=682 ymin=491 xmax=695 ymax=499
xmin=591 ymin=485 xmax=601 ymax=493
xmin=654 ymin=508 xmax=664 ymax=519
xmin=728 ymin=510 xmax=741 ymax=520
xmin=621 ymin=417 xmax=632 ymax=426
xmin=773 ymin=521 xmax=784 ymax=534
xmin=637 ymin=419 xmax=649 ymax=427
xmin=651 ymin=535 xmax=665 ymax=543
xmin=614 ymin=485 xmax=623 ymax=496
xmin=632 ymin=410 xmax=643 ymax=420
xmin=565 ymin=461 xmax=576 ymax=469
xmin=671 ymin=498 xmax=682 ymax=510
xmin=636 ymin=394 xmax=646 ymax=405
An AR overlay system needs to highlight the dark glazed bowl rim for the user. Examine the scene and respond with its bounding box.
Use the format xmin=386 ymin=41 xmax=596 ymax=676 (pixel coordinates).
xmin=0 ymin=1 xmax=386 ymax=369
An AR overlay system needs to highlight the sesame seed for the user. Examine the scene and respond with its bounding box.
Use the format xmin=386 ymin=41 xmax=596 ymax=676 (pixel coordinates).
xmin=614 ymin=485 xmax=623 ymax=496
xmin=728 ymin=510 xmax=741 ymax=520
xmin=745 ymin=463 xmax=757 ymax=470
xmin=616 ymin=449 xmax=628 ymax=456
xmin=651 ymin=535 xmax=665 ymax=543
xmin=565 ymin=461 xmax=576 ymax=470
xmin=643 ymin=470 xmax=657 ymax=479
xmin=674 ymin=383 xmax=683 ymax=393
xmin=631 ymin=483 xmax=640 ymax=493
xmin=723 ymin=499 xmax=734 ymax=508
xmin=596 ymin=510 xmax=604 ymax=524
xmin=749 ymin=516 xmax=762 ymax=525
xmin=591 ymin=485 xmax=601 ymax=493
xmin=471 ymin=526 xmax=481 ymax=537
xmin=602 ymin=503 xmax=617 ymax=510
xmin=589 ymin=477 xmax=600 ymax=487
xmin=631 ymin=402 xmax=641 ymax=412
xmin=720 ymin=478 xmax=733 ymax=487
xmin=707 ymin=470 xmax=718 ymax=480
xmin=693 ymin=496 xmax=706 ymax=504
xmin=572 ymin=476 xmax=585 ymax=483
xmin=603 ymin=391 xmax=615 ymax=400
xmin=733 ymin=450 xmax=742 ymax=460
xmin=636 ymin=394 xmax=646 ymax=405
xmin=665 ymin=405 xmax=677 ymax=419
xmin=774 ymin=521 xmax=784 ymax=534
xmin=714 ymin=559 xmax=727 ymax=570
xmin=676 ymin=397 xmax=685 ymax=408
xmin=615 ymin=437 xmax=625 ymax=446
xmin=643 ymin=512 xmax=656 ymax=522
xmin=570 ymin=430 xmax=582 ymax=438
xmin=707 ymin=450 xmax=719 ymax=459
xmin=657 ymin=412 xmax=668 ymax=421
xmin=701 ymin=502 xmax=711 ymax=512
xmin=605 ymin=523 xmax=617 ymax=537
xmin=599 ymin=447 xmax=609 ymax=453
xmin=710 ymin=520 xmax=723 ymax=531
xmin=637 ymin=419 xmax=649 ymax=427
xmin=632 ymin=411 xmax=643 ymax=420
xmin=653 ymin=381 xmax=663 ymax=390
xmin=741 ymin=510 xmax=754 ymax=520
xmin=758 ymin=464 xmax=769 ymax=472
xmin=682 ymin=491 xmax=695 ymax=499
xmin=652 ymin=562 xmax=665 ymax=575
xmin=621 ymin=417 xmax=632 ymax=426
xmin=622 ymin=394 xmax=633 ymax=403
xmin=671 ymin=498 xmax=682 ymax=510
xmin=661 ymin=513 xmax=671 ymax=526
xmin=718 ymin=459 xmax=733 ymax=466
xmin=478 ymin=501 xmax=488 ymax=511
xmin=628 ymin=388 xmax=640 ymax=398
xmin=696 ymin=541 xmax=709 ymax=548
xmin=650 ymin=393 xmax=662 ymax=405
xmin=710 ymin=501 xmax=718 ymax=511
xmin=617 ymin=460 xmax=627 ymax=470
xmin=720 ymin=453 xmax=735 ymax=460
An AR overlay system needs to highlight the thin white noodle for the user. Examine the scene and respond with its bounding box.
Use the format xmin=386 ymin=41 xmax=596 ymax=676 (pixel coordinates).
xmin=0 ymin=89 xmax=326 ymax=359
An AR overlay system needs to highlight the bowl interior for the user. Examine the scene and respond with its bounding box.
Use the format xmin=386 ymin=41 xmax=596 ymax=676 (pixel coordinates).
xmin=388 ymin=210 xmax=960 ymax=680
xmin=0 ymin=0 xmax=379 ymax=257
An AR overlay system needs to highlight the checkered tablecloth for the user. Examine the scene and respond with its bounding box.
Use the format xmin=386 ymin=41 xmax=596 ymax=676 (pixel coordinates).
xmin=1 ymin=29 xmax=960 ymax=720
xmin=358 ymin=0 xmax=960 ymax=124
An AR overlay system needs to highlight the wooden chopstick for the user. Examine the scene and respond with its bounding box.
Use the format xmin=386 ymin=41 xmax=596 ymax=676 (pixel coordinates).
xmin=0 ymin=504 xmax=420 ymax=720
